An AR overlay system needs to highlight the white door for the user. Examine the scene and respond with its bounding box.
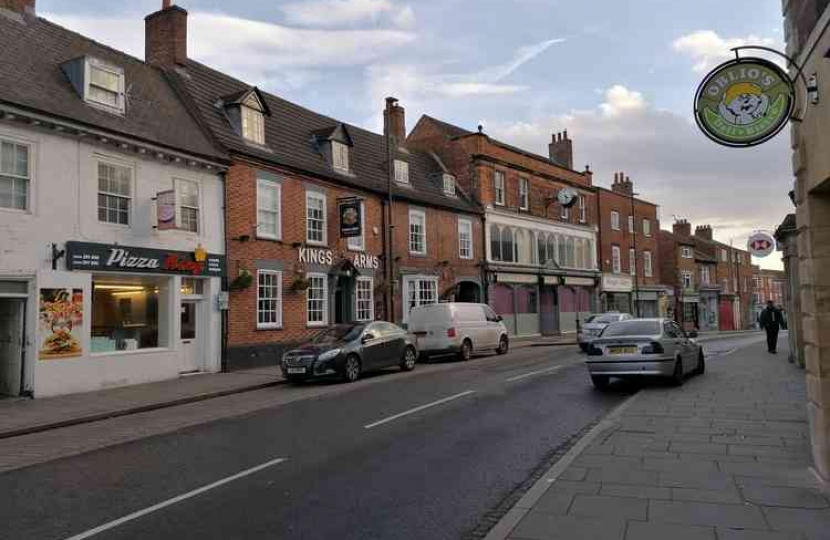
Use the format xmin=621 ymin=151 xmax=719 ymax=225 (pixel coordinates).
xmin=180 ymin=301 xmax=200 ymax=373
xmin=0 ymin=299 xmax=25 ymax=397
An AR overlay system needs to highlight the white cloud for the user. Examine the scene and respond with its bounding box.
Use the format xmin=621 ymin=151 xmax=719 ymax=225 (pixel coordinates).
xmin=673 ymin=30 xmax=777 ymax=73
xmin=483 ymin=84 xmax=791 ymax=270
xmin=281 ymin=0 xmax=415 ymax=29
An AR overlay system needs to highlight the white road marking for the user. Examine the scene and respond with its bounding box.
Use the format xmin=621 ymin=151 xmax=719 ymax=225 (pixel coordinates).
xmin=364 ymin=390 xmax=475 ymax=429
xmin=62 ymin=457 xmax=288 ymax=540
xmin=506 ymin=365 xmax=566 ymax=382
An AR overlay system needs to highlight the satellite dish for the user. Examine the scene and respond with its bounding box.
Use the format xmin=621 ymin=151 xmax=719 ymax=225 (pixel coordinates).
xmin=558 ymin=187 xmax=579 ymax=208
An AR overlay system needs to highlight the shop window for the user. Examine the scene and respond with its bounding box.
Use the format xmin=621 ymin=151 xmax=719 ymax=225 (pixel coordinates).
xmin=97 ymin=161 xmax=131 ymax=225
xmin=257 ymin=178 xmax=281 ymax=240
xmin=517 ymin=286 xmax=538 ymax=314
xmin=181 ymin=278 xmax=204 ymax=296
xmin=355 ymin=277 xmax=374 ymax=322
xmin=409 ymin=208 xmax=426 ymax=255
xmin=176 ymin=179 xmax=200 ymax=233
xmin=306 ymin=190 xmax=327 ymax=245
xmin=494 ymin=171 xmax=505 ymax=205
xmin=0 ymin=140 xmax=29 ymax=211
xmin=404 ymin=276 xmax=438 ymax=321
xmin=91 ymin=278 xmax=169 ymax=353
xmin=306 ymin=273 xmax=328 ymax=326
xmin=347 ymin=200 xmax=365 ymax=251
xmin=683 ymin=302 xmax=697 ymax=322
xmin=257 ymin=270 xmax=282 ymax=329
xmin=458 ymin=218 xmax=472 ymax=259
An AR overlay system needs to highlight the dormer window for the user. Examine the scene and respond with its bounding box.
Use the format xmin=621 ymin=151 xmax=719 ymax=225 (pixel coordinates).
xmin=395 ymin=160 xmax=409 ymax=184
xmin=333 ymin=141 xmax=350 ymax=172
xmin=242 ymin=95 xmax=265 ymax=145
xmin=87 ymin=62 xmax=123 ymax=111
xmin=443 ymin=174 xmax=456 ymax=195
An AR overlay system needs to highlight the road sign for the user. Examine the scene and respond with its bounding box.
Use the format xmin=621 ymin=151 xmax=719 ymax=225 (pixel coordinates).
xmin=747 ymin=232 xmax=776 ymax=258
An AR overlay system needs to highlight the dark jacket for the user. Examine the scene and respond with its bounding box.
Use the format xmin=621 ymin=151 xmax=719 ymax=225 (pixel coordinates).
xmin=759 ymin=307 xmax=784 ymax=331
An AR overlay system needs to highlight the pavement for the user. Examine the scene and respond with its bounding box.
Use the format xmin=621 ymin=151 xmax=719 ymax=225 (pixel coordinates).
xmin=484 ymin=334 xmax=829 ymax=540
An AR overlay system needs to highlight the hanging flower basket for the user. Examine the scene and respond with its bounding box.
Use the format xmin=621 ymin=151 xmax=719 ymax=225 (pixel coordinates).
xmin=290 ymin=276 xmax=311 ymax=292
xmin=230 ymin=269 xmax=253 ymax=291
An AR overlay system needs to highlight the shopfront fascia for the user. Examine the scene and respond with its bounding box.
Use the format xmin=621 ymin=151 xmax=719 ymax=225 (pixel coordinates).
xmin=30 ymin=242 xmax=227 ymax=397
xmin=601 ymin=273 xmax=633 ymax=314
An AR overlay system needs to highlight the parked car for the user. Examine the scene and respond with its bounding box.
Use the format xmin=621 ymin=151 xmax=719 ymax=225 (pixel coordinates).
xmin=408 ymin=302 xmax=509 ymax=361
xmin=578 ymin=312 xmax=634 ymax=351
xmin=281 ymin=322 xmax=418 ymax=383
xmin=585 ymin=318 xmax=704 ymax=389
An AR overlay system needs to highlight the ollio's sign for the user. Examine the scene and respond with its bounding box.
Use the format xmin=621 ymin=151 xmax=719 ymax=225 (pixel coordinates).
xmin=694 ymin=57 xmax=794 ymax=147
xmin=298 ymin=248 xmax=379 ymax=270
xmin=65 ymin=242 xmax=227 ymax=276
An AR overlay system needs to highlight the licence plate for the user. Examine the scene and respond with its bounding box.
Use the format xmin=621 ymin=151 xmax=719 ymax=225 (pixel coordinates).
xmin=608 ymin=347 xmax=637 ymax=355
xmin=286 ymin=367 xmax=307 ymax=374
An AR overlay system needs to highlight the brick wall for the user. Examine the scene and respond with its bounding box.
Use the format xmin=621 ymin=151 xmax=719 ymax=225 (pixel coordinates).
xmin=597 ymin=188 xmax=660 ymax=285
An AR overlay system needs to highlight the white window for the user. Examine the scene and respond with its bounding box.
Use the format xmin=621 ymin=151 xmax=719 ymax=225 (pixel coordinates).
xmin=579 ymin=195 xmax=586 ymax=223
xmin=720 ymin=249 xmax=728 ymax=262
xmin=306 ymin=190 xmax=327 ymax=245
xmin=404 ymin=276 xmax=438 ymax=322
xmin=701 ymin=266 xmax=710 ymax=285
xmin=306 ymin=273 xmax=328 ymax=326
xmin=409 ymin=208 xmax=426 ymax=255
xmin=629 ymin=248 xmax=636 ymax=276
xmin=733 ymin=277 xmax=738 ymax=292
xmin=347 ymin=200 xmax=365 ymax=251
xmin=643 ymin=218 xmax=651 ymax=237
xmin=257 ymin=270 xmax=282 ymax=329
xmin=458 ymin=218 xmax=473 ymax=259
xmin=175 ymin=179 xmax=199 ymax=233
xmin=682 ymin=271 xmax=693 ymax=289
xmin=0 ymin=140 xmax=29 ymax=211
xmin=86 ymin=59 xmax=124 ymax=113
xmin=355 ymin=277 xmax=374 ymax=322
xmin=611 ymin=211 xmax=620 ymax=231
xmin=394 ymin=160 xmax=409 ymax=184
xmin=519 ymin=178 xmax=529 ymax=210
xmin=628 ymin=215 xmax=634 ymax=233
xmin=257 ymin=178 xmax=281 ymax=240
xmin=644 ymin=251 xmax=653 ymax=277
xmin=744 ymin=277 xmax=749 ymax=292
xmin=332 ymin=141 xmax=349 ymax=172
xmin=494 ymin=170 xmax=505 ymax=205
xmin=561 ymin=203 xmax=570 ymax=220
xmin=443 ymin=174 xmax=456 ymax=196
xmin=97 ymin=161 xmax=131 ymax=225
xmin=754 ymin=277 xmax=761 ymax=289
xmin=754 ymin=292 xmax=762 ymax=304
xmin=612 ymin=246 xmax=621 ymax=274
xmin=681 ymin=246 xmax=693 ymax=259
xmin=242 ymin=95 xmax=265 ymax=145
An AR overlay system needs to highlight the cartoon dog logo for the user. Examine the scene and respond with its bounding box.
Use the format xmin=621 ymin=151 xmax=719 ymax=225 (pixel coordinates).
xmin=717 ymin=82 xmax=769 ymax=126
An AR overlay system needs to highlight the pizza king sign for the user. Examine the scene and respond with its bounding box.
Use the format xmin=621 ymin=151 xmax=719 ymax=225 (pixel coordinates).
xmin=747 ymin=232 xmax=776 ymax=258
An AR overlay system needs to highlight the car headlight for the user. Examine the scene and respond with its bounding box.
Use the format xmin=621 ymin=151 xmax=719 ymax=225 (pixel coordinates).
xmin=318 ymin=349 xmax=342 ymax=362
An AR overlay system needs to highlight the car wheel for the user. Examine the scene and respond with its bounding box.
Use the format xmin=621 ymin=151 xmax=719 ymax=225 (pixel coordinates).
xmin=458 ymin=339 xmax=472 ymax=361
xmin=671 ymin=357 xmax=684 ymax=387
xmin=591 ymin=375 xmax=610 ymax=389
xmin=342 ymin=354 xmax=362 ymax=383
xmin=400 ymin=346 xmax=417 ymax=371
xmin=696 ymin=350 xmax=705 ymax=375
xmin=496 ymin=335 xmax=509 ymax=355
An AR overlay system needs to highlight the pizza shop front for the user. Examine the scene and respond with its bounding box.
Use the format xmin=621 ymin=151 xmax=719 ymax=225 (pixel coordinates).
xmin=31 ymin=242 xmax=226 ymax=398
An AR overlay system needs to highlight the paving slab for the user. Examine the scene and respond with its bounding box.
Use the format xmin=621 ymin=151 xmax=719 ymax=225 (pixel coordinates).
xmin=624 ymin=521 xmax=715 ymax=540
xmin=761 ymin=507 xmax=830 ymax=538
xmin=648 ymin=500 xmax=768 ymax=529
xmin=600 ymin=483 xmax=672 ymax=500
xmin=567 ymin=494 xmax=648 ymax=520
xmin=508 ymin=513 xmax=627 ymax=540
xmin=716 ymin=530 xmax=807 ymax=540
xmin=741 ymin=485 xmax=829 ymax=509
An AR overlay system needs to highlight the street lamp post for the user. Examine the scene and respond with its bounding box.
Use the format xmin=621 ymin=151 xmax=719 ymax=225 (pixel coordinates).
xmin=630 ymin=190 xmax=641 ymax=318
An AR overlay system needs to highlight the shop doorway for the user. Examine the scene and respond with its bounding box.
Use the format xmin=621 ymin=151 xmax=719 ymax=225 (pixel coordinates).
xmin=179 ymin=300 xmax=201 ymax=373
xmin=334 ymin=276 xmax=355 ymax=324
xmin=0 ymin=299 xmax=26 ymax=397
xmin=455 ymin=281 xmax=481 ymax=303
xmin=539 ymin=286 xmax=560 ymax=336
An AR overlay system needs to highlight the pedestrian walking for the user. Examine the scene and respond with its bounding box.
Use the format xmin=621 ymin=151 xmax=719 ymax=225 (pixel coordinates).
xmin=759 ymin=300 xmax=784 ymax=354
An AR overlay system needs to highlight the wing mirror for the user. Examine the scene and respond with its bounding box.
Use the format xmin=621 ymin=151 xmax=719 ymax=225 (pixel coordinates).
xmin=361 ymin=333 xmax=375 ymax=344
xmin=688 ymin=331 xmax=698 ymax=339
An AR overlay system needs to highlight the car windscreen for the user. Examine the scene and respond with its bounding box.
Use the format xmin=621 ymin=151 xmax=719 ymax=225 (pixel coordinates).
xmin=601 ymin=321 xmax=661 ymax=337
xmin=312 ymin=324 xmax=364 ymax=344
xmin=595 ymin=314 xmax=621 ymax=324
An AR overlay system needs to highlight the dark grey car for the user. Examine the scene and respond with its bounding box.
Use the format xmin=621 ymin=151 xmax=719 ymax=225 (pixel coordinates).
xmin=281 ymin=322 xmax=418 ymax=383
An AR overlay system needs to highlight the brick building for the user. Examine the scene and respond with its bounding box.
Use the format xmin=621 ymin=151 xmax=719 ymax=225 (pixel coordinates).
xmin=658 ymin=223 xmax=699 ymax=331
xmin=408 ymin=120 xmax=600 ymax=336
xmin=596 ymin=173 xmax=667 ymax=317
xmin=146 ymin=3 xmax=482 ymax=368
xmin=752 ymin=267 xmax=787 ymax=323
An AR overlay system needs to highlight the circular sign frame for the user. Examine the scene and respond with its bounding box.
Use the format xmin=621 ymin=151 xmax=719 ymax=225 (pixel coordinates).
xmin=694 ymin=57 xmax=795 ymax=148
xmin=747 ymin=231 xmax=776 ymax=258
xmin=558 ymin=187 xmax=578 ymax=208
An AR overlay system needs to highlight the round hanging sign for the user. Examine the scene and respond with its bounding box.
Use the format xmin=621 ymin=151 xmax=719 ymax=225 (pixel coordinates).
xmin=747 ymin=231 xmax=776 ymax=258
xmin=694 ymin=57 xmax=795 ymax=147
xmin=558 ymin=187 xmax=578 ymax=208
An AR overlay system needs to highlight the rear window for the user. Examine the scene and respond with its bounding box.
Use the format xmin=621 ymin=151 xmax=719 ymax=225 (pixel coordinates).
xmin=601 ymin=321 xmax=661 ymax=337
xmin=595 ymin=314 xmax=621 ymax=324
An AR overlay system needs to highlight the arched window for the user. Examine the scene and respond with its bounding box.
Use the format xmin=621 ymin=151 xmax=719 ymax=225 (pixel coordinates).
xmin=516 ymin=229 xmax=531 ymax=264
xmin=584 ymin=240 xmax=594 ymax=269
xmin=490 ymin=224 xmax=502 ymax=261
xmin=536 ymin=233 xmax=545 ymax=265
xmin=547 ymin=235 xmax=557 ymax=266
xmin=575 ymin=239 xmax=584 ymax=269
xmin=557 ymin=234 xmax=566 ymax=265
xmin=501 ymin=227 xmax=515 ymax=262
xmin=566 ymin=237 xmax=575 ymax=267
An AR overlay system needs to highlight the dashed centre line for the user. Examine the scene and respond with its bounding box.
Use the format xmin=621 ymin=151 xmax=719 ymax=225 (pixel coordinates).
xmin=364 ymin=390 xmax=475 ymax=429
xmin=505 ymin=365 xmax=567 ymax=382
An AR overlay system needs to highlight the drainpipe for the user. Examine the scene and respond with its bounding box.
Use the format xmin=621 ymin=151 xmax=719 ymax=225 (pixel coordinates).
xmin=595 ymin=187 xmax=603 ymax=312
xmin=384 ymin=98 xmax=396 ymax=322
xmin=220 ymin=170 xmax=229 ymax=373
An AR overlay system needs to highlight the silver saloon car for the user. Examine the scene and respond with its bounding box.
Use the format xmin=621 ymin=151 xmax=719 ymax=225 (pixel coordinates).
xmin=585 ymin=318 xmax=704 ymax=389
xmin=578 ymin=312 xmax=633 ymax=351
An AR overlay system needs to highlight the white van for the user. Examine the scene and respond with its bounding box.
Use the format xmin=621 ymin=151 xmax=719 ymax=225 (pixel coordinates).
xmin=408 ymin=303 xmax=509 ymax=361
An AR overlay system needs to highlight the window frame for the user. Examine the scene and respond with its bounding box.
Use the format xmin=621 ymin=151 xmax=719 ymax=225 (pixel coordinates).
xmin=256 ymin=270 xmax=283 ymax=330
xmin=518 ymin=177 xmax=529 ymax=210
xmin=0 ymin=138 xmax=31 ymax=212
xmin=306 ymin=272 xmax=329 ymax=327
xmin=403 ymin=275 xmax=438 ymax=323
xmin=494 ymin=170 xmax=505 ymax=206
xmin=408 ymin=208 xmax=427 ymax=256
xmin=701 ymin=266 xmax=710 ymax=285
xmin=443 ymin=174 xmax=456 ymax=196
xmin=347 ymin=199 xmax=366 ymax=251
xmin=578 ymin=195 xmax=586 ymax=223
xmin=241 ymin=98 xmax=266 ymax=145
xmin=256 ymin=177 xmax=282 ymax=240
xmin=85 ymin=58 xmax=125 ymax=114
xmin=628 ymin=215 xmax=635 ymax=234
xmin=681 ymin=246 xmax=693 ymax=259
xmin=332 ymin=141 xmax=350 ymax=173
xmin=96 ymin=158 xmax=133 ymax=227
xmin=174 ymin=178 xmax=200 ymax=234
xmin=682 ymin=271 xmax=693 ymax=289
xmin=458 ymin=217 xmax=473 ymax=259
xmin=355 ymin=276 xmax=374 ymax=322
xmin=394 ymin=159 xmax=409 ymax=184
xmin=305 ymin=189 xmax=328 ymax=246
xmin=629 ymin=248 xmax=637 ymax=276
xmin=611 ymin=245 xmax=621 ymax=274
xmin=644 ymin=251 xmax=653 ymax=277
xmin=643 ymin=218 xmax=651 ymax=237
xmin=611 ymin=211 xmax=620 ymax=231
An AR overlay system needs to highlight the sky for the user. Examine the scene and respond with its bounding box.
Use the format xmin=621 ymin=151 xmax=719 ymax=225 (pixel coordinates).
xmin=41 ymin=0 xmax=792 ymax=269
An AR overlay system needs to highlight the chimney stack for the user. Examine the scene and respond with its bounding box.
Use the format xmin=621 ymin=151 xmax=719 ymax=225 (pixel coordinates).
xmin=0 ymin=0 xmax=35 ymax=15
xmin=549 ymin=130 xmax=573 ymax=170
xmin=673 ymin=219 xmax=692 ymax=237
xmin=145 ymin=1 xmax=188 ymax=68
xmin=611 ymin=172 xmax=634 ymax=196
xmin=694 ymin=225 xmax=713 ymax=241
xmin=384 ymin=97 xmax=406 ymax=142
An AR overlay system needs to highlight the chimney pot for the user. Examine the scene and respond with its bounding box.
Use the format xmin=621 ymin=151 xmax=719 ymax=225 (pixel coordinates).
xmin=549 ymin=130 xmax=574 ymax=170
xmin=383 ymin=97 xmax=406 ymax=142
